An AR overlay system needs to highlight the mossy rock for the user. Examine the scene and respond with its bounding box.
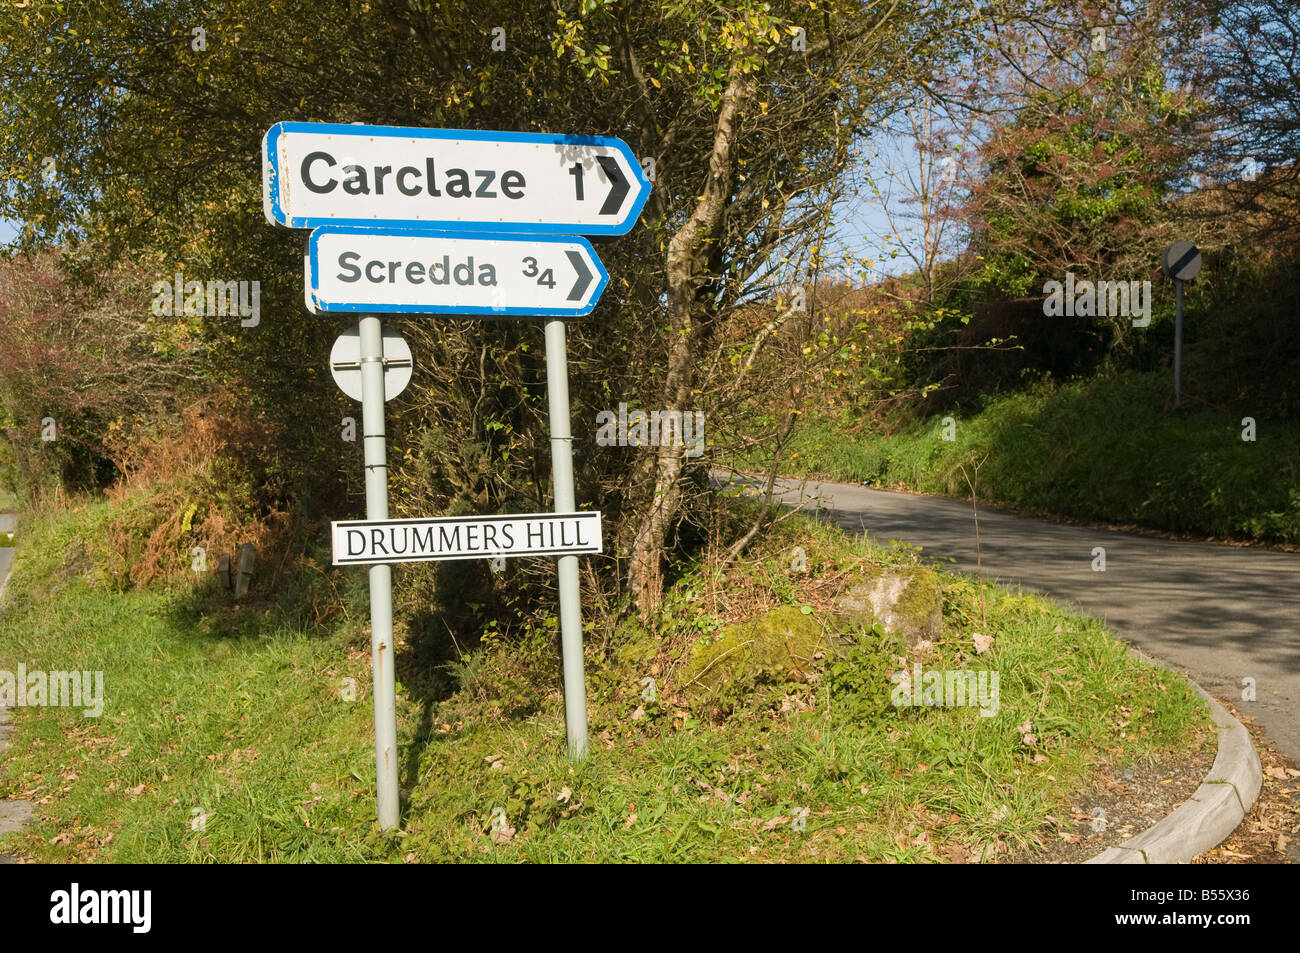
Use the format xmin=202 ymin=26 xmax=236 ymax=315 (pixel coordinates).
xmin=682 ymin=605 xmax=830 ymax=695
xmin=831 ymin=564 xmax=943 ymax=649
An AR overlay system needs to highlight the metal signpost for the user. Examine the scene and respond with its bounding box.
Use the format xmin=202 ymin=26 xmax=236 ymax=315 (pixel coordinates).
xmin=264 ymin=121 xmax=649 ymax=829
xmin=1160 ymin=241 xmax=1202 ymax=407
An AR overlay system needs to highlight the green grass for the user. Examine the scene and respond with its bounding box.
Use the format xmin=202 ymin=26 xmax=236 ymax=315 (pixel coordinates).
xmin=0 ymin=486 xmax=16 ymax=512
xmin=747 ymin=371 xmax=1300 ymax=544
xmin=0 ymin=488 xmax=1212 ymax=863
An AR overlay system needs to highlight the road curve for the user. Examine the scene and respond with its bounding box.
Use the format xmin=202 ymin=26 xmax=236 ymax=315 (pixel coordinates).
xmin=726 ymin=475 xmax=1300 ymax=761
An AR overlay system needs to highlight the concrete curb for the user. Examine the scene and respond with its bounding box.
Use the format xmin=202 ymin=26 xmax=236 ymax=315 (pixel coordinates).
xmin=0 ymin=518 xmax=32 ymax=861
xmin=1083 ymin=684 xmax=1262 ymax=864
xmin=0 ymin=704 xmax=34 ymax=862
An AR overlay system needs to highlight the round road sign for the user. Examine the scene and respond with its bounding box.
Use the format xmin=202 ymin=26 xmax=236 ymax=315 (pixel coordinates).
xmin=329 ymin=323 xmax=413 ymax=402
xmin=1161 ymin=241 xmax=1202 ymax=281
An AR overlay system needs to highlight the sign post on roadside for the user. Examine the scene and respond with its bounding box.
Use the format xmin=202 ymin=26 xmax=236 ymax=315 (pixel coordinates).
xmin=306 ymin=228 xmax=607 ymax=317
xmin=263 ymin=122 xmax=649 ymax=235
xmin=356 ymin=315 xmax=399 ymax=830
xmin=264 ymin=121 xmax=649 ymax=828
xmin=1160 ymin=241 xmax=1202 ymax=408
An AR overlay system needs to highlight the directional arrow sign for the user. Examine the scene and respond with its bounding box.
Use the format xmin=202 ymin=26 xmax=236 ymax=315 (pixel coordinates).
xmin=306 ymin=227 xmax=608 ymax=317
xmin=331 ymin=511 xmax=603 ymax=565
xmin=263 ymin=122 xmax=651 ymax=235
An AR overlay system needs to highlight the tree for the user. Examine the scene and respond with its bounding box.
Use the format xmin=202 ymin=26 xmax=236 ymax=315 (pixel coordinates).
xmin=0 ymin=0 xmax=975 ymax=624
xmin=1183 ymin=0 xmax=1300 ymax=238
xmin=962 ymin=1 xmax=1197 ymax=304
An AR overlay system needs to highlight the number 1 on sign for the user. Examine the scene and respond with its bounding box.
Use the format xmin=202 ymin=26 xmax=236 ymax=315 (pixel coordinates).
xmin=569 ymin=163 xmax=584 ymax=200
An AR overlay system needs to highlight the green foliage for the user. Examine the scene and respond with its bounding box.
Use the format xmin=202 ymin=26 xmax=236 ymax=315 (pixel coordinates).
xmin=766 ymin=370 xmax=1300 ymax=544
xmin=0 ymin=493 xmax=1211 ymax=863
xmin=967 ymin=37 xmax=1192 ymax=298
xmin=821 ymin=620 xmax=898 ymax=725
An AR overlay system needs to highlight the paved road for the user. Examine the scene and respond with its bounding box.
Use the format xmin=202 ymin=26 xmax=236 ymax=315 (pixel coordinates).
xmin=730 ymin=476 xmax=1300 ymax=761
xmin=0 ymin=513 xmax=29 ymax=862
xmin=0 ymin=513 xmax=13 ymax=589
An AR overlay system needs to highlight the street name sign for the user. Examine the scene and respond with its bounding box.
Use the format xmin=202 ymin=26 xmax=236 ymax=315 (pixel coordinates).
xmin=262 ymin=122 xmax=651 ymax=235
xmin=331 ymin=511 xmax=602 ymax=565
xmin=306 ymin=227 xmax=607 ymax=317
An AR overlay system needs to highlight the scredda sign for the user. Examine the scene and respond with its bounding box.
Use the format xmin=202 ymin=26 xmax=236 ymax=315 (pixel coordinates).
xmin=262 ymin=121 xmax=651 ymax=235
xmin=306 ymin=227 xmax=607 ymax=317
xmin=332 ymin=511 xmax=602 ymax=566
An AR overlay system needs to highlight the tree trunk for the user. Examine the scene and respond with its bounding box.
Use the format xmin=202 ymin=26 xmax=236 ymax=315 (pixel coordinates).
xmin=627 ymin=71 xmax=752 ymax=622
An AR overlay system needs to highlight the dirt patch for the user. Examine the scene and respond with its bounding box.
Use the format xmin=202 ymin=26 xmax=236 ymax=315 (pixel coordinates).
xmin=1009 ymin=734 xmax=1217 ymax=863
xmin=1194 ymin=697 xmax=1300 ymax=864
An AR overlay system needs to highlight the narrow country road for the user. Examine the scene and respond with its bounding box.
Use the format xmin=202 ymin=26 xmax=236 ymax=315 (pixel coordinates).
xmin=728 ymin=475 xmax=1300 ymax=761
xmin=0 ymin=512 xmax=29 ymax=863
xmin=0 ymin=514 xmax=13 ymax=593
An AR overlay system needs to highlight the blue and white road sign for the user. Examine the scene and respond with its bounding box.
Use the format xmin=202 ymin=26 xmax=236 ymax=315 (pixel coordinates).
xmin=263 ymin=122 xmax=651 ymax=235
xmin=306 ymin=227 xmax=608 ymax=317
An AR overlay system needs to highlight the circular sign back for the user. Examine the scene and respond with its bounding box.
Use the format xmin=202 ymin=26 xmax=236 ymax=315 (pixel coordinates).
xmin=329 ymin=324 xmax=413 ymax=403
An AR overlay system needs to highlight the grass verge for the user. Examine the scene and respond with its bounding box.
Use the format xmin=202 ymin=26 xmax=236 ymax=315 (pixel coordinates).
xmin=0 ymin=487 xmax=1212 ymax=862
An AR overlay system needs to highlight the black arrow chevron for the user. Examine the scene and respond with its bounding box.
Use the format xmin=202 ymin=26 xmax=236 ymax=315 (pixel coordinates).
xmin=597 ymin=155 xmax=629 ymax=215
xmin=566 ymin=250 xmax=594 ymax=301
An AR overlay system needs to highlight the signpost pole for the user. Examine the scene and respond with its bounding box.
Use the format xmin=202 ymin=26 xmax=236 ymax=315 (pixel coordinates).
xmin=1173 ymin=278 xmax=1184 ymax=407
xmin=359 ymin=314 xmax=400 ymax=829
xmin=543 ymin=318 xmax=588 ymax=760
xmin=1160 ymin=241 xmax=1199 ymax=411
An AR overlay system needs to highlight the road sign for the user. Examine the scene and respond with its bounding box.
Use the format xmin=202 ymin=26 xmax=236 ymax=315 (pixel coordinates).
xmin=1160 ymin=241 xmax=1202 ymax=408
xmin=307 ymin=228 xmax=607 ymax=317
xmin=262 ymin=122 xmax=651 ymax=235
xmin=329 ymin=323 xmax=413 ymax=401
xmin=1161 ymin=241 xmax=1202 ymax=281
xmin=331 ymin=511 xmax=602 ymax=565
